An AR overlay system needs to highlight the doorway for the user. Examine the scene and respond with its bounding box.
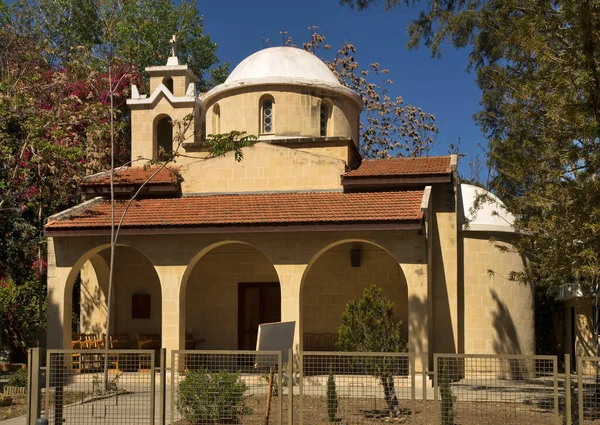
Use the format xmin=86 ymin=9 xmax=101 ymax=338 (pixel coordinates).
xmin=238 ymin=283 xmax=281 ymax=350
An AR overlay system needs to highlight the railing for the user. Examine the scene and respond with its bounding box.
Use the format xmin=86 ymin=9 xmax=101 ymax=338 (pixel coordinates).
xmin=24 ymin=349 xmax=600 ymax=425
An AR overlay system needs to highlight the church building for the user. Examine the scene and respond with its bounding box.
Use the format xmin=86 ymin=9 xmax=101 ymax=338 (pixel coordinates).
xmin=44 ymin=45 xmax=534 ymax=367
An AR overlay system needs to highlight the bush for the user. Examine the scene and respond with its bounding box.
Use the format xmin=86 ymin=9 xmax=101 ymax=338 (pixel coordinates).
xmin=7 ymin=368 xmax=27 ymax=388
xmin=439 ymin=360 xmax=456 ymax=425
xmin=326 ymin=366 xmax=339 ymax=423
xmin=176 ymin=369 xmax=251 ymax=424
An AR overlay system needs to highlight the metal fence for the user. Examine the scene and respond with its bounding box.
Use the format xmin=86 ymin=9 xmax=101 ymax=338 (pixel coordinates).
xmin=170 ymin=350 xmax=283 ymax=425
xmin=298 ymin=351 xmax=416 ymax=425
xmin=24 ymin=349 xmax=600 ymax=425
xmin=433 ymin=353 xmax=559 ymax=425
xmin=44 ymin=349 xmax=156 ymax=425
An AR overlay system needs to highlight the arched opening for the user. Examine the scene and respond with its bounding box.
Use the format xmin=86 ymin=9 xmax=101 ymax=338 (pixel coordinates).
xmin=300 ymin=241 xmax=408 ymax=351
xmin=162 ymin=77 xmax=174 ymax=94
xmin=156 ymin=115 xmax=173 ymax=160
xmin=212 ymin=104 xmax=220 ymax=134
xmin=260 ymin=95 xmax=274 ymax=134
xmin=65 ymin=246 xmax=162 ymax=350
xmin=183 ymin=243 xmax=280 ymax=350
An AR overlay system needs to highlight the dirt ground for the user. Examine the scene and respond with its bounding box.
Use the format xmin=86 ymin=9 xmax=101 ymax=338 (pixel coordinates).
xmin=173 ymin=395 xmax=573 ymax=425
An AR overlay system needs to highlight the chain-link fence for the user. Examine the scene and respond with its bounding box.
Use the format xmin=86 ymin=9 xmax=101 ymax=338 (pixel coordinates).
xmin=299 ymin=351 xmax=416 ymax=425
xmin=44 ymin=349 xmax=155 ymax=425
xmin=433 ymin=353 xmax=558 ymax=425
xmin=170 ymin=350 xmax=283 ymax=425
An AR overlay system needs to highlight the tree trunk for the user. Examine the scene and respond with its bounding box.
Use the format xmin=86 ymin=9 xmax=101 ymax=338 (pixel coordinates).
xmin=380 ymin=374 xmax=399 ymax=417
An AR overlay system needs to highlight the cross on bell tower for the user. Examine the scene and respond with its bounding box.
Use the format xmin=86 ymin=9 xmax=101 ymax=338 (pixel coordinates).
xmin=169 ymin=34 xmax=177 ymax=58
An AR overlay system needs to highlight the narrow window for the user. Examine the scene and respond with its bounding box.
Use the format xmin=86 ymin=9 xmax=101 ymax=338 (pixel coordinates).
xmin=212 ymin=104 xmax=220 ymax=134
xmin=262 ymin=98 xmax=273 ymax=133
xmin=163 ymin=77 xmax=174 ymax=94
xmin=320 ymin=102 xmax=329 ymax=137
xmin=156 ymin=116 xmax=172 ymax=160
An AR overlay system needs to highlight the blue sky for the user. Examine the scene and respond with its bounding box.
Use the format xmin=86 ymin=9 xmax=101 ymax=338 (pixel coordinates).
xmin=198 ymin=0 xmax=485 ymax=177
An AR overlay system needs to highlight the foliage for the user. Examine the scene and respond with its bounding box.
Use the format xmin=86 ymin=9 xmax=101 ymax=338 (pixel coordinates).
xmin=337 ymin=285 xmax=406 ymax=417
xmin=282 ymin=28 xmax=438 ymax=158
xmin=326 ymin=366 xmax=339 ymax=423
xmin=7 ymin=0 xmax=227 ymax=90
xmin=0 ymin=279 xmax=46 ymax=361
xmin=337 ymin=285 xmax=405 ymax=353
xmin=340 ymin=0 xmax=600 ymax=302
xmin=7 ymin=369 xmax=27 ymax=388
xmin=92 ymin=372 xmax=120 ymax=394
xmin=206 ymin=131 xmax=257 ymax=162
xmin=176 ymin=369 xmax=251 ymax=424
xmin=439 ymin=360 xmax=456 ymax=425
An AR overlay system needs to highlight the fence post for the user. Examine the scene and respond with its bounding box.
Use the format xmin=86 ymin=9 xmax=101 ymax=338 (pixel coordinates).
xmin=288 ymin=349 xmax=293 ymax=425
xmin=159 ymin=348 xmax=166 ymax=425
xmin=565 ymin=354 xmax=571 ymax=425
xmin=26 ymin=348 xmax=41 ymax=425
xmin=433 ymin=353 xmax=439 ymax=421
xmin=578 ymin=357 xmax=584 ymax=421
xmin=554 ymin=356 xmax=559 ymax=425
xmin=298 ymin=351 xmax=304 ymax=425
xmin=422 ymin=352 xmax=428 ymax=425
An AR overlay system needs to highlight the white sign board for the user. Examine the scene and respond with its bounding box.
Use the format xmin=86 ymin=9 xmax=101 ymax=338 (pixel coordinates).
xmin=255 ymin=321 xmax=295 ymax=366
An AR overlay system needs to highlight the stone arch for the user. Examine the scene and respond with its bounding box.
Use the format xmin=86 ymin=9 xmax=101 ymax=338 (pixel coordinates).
xmin=154 ymin=114 xmax=172 ymax=160
xmin=299 ymin=239 xmax=409 ymax=351
xmin=61 ymin=244 xmax=162 ymax=349
xmin=179 ymin=240 xmax=282 ymax=350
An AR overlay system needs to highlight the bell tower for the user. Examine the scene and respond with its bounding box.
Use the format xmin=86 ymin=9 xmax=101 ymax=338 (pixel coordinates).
xmin=127 ymin=35 xmax=202 ymax=163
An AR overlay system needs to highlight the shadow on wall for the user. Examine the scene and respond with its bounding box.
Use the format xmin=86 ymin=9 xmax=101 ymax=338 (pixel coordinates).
xmin=408 ymin=295 xmax=427 ymax=357
xmin=79 ymin=281 xmax=106 ymax=337
xmin=575 ymin=310 xmax=596 ymax=358
xmin=490 ymin=288 xmax=529 ymax=380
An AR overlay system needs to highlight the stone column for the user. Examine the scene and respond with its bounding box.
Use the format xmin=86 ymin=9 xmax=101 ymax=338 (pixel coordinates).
xmin=274 ymin=264 xmax=307 ymax=352
xmin=155 ymin=265 xmax=187 ymax=367
xmin=403 ymin=262 xmax=429 ymax=371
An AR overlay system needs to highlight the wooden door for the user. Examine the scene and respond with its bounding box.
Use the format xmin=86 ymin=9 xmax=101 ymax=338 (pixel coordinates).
xmin=238 ymin=283 xmax=281 ymax=350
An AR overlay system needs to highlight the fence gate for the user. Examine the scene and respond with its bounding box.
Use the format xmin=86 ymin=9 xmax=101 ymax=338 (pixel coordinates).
xmin=433 ymin=353 xmax=559 ymax=425
xmin=45 ymin=349 xmax=155 ymax=425
xmin=170 ymin=350 xmax=283 ymax=425
xmin=298 ymin=351 xmax=416 ymax=425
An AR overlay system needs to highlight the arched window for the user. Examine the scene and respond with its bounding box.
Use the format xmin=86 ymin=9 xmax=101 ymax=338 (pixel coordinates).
xmin=212 ymin=104 xmax=220 ymax=134
xmin=163 ymin=77 xmax=174 ymax=94
xmin=320 ymin=102 xmax=329 ymax=137
xmin=156 ymin=116 xmax=172 ymax=160
xmin=261 ymin=96 xmax=274 ymax=133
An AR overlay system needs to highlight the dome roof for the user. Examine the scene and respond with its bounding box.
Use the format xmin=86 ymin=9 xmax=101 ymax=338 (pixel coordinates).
xmin=203 ymin=47 xmax=361 ymax=106
xmin=226 ymin=47 xmax=342 ymax=86
xmin=459 ymin=184 xmax=516 ymax=232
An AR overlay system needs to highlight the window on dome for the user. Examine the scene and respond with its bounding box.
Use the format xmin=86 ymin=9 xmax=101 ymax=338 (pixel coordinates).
xmin=212 ymin=103 xmax=221 ymax=134
xmin=261 ymin=97 xmax=274 ymax=134
xmin=320 ymin=102 xmax=329 ymax=137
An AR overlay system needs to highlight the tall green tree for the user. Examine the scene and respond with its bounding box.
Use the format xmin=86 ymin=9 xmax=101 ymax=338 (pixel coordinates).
xmin=340 ymin=0 xmax=600 ymax=297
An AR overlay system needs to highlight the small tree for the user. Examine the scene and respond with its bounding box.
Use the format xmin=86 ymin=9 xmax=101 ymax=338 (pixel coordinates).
xmin=326 ymin=365 xmax=339 ymax=423
xmin=439 ymin=360 xmax=456 ymax=425
xmin=337 ymin=285 xmax=406 ymax=418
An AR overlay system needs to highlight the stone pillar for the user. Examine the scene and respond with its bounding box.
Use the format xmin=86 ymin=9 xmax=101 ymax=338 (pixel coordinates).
xmin=274 ymin=264 xmax=307 ymax=352
xmin=155 ymin=265 xmax=187 ymax=367
xmin=403 ymin=262 xmax=429 ymax=371
xmin=46 ymin=238 xmax=74 ymax=350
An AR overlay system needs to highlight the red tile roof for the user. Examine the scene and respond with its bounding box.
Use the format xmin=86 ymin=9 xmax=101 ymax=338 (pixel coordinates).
xmin=80 ymin=166 xmax=180 ymax=186
xmin=344 ymin=156 xmax=452 ymax=178
xmin=45 ymin=191 xmax=424 ymax=231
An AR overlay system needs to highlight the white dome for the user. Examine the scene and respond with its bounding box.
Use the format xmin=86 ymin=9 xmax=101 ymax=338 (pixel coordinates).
xmin=203 ymin=47 xmax=362 ymax=107
xmin=226 ymin=47 xmax=342 ymax=86
xmin=459 ymin=184 xmax=516 ymax=232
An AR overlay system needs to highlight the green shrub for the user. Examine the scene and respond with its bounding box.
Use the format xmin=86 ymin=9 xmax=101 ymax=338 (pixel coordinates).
xmin=176 ymin=369 xmax=251 ymax=424
xmin=326 ymin=366 xmax=339 ymax=423
xmin=439 ymin=360 xmax=456 ymax=425
xmin=7 ymin=368 xmax=27 ymax=388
